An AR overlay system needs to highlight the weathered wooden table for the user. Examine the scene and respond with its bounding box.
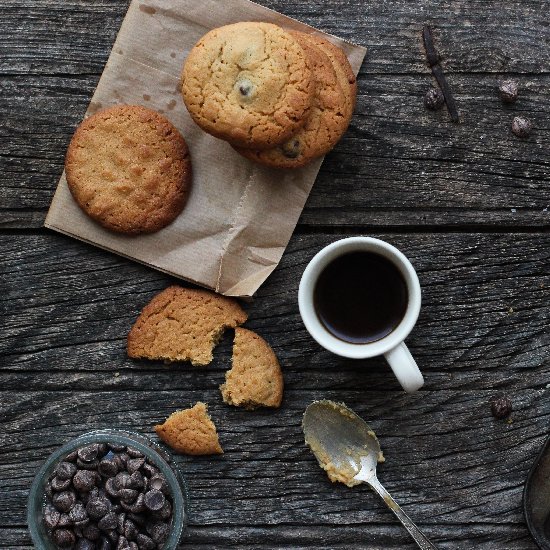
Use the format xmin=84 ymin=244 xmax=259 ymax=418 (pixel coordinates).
xmin=2 ymin=1 xmax=549 ymax=548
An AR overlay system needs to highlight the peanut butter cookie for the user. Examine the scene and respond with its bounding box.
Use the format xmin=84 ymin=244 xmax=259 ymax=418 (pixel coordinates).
xmin=234 ymin=31 xmax=351 ymax=168
xmin=155 ymin=402 xmax=223 ymax=455
xmin=127 ymin=286 xmax=247 ymax=366
xmin=65 ymin=104 xmax=191 ymax=235
xmin=181 ymin=22 xmax=314 ymax=149
xmin=220 ymin=328 xmax=284 ymax=410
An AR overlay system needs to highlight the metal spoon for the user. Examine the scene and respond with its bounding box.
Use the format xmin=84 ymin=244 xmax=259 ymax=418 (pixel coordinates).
xmin=303 ymin=400 xmax=437 ymax=550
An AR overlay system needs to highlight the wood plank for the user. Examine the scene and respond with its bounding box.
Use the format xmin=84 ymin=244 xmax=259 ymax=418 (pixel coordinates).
xmin=0 ymin=389 xmax=546 ymax=543
xmin=1 ymin=3 xmax=549 ymax=229
xmin=1 ymin=231 xmax=549 ymax=392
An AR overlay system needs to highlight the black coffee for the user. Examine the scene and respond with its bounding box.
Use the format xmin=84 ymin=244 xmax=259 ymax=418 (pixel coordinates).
xmin=313 ymin=251 xmax=408 ymax=344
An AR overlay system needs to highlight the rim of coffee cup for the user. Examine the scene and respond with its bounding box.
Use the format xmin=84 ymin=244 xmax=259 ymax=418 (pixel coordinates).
xmin=298 ymin=237 xmax=421 ymax=358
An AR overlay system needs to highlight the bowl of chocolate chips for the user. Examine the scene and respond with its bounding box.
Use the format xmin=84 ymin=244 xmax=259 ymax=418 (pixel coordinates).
xmin=27 ymin=429 xmax=188 ymax=549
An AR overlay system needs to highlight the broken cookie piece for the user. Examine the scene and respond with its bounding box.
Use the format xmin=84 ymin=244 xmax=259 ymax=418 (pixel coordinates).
xmin=220 ymin=328 xmax=284 ymax=410
xmin=155 ymin=402 xmax=223 ymax=455
xmin=127 ymin=285 xmax=247 ymax=366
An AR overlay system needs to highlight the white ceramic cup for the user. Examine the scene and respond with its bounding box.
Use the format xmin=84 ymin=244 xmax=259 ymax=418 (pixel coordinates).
xmin=298 ymin=237 xmax=424 ymax=393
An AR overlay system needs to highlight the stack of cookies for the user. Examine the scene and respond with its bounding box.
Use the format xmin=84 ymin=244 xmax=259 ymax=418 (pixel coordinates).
xmin=181 ymin=22 xmax=357 ymax=169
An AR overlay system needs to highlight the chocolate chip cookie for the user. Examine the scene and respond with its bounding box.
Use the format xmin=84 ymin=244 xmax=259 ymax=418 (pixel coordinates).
xmin=181 ymin=22 xmax=315 ymax=149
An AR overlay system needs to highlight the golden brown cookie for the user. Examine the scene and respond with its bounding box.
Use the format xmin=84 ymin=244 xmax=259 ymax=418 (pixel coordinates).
xmin=65 ymin=104 xmax=192 ymax=235
xmin=303 ymin=34 xmax=357 ymax=119
xmin=127 ymin=286 xmax=247 ymax=366
xmin=155 ymin=402 xmax=223 ymax=455
xmin=181 ymin=22 xmax=314 ymax=149
xmin=220 ymin=328 xmax=284 ymax=410
xmin=234 ymin=31 xmax=351 ymax=168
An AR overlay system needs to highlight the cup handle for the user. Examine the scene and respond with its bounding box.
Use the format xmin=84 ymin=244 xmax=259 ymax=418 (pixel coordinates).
xmin=384 ymin=343 xmax=424 ymax=393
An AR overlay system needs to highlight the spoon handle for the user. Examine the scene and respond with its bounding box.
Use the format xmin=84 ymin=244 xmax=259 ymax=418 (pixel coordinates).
xmin=369 ymin=477 xmax=437 ymax=550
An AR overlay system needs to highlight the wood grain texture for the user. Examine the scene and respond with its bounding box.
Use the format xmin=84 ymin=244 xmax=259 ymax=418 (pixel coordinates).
xmin=2 ymin=0 xmax=550 ymax=548
xmin=1 ymin=1 xmax=549 ymax=228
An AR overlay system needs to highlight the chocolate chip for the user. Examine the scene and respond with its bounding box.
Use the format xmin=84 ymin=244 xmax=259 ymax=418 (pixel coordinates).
xmin=44 ymin=503 xmax=60 ymax=529
xmin=78 ymin=444 xmax=99 ymax=463
xmin=424 ymin=87 xmax=445 ymax=110
xmin=57 ymin=513 xmax=72 ymax=527
xmin=99 ymin=458 xmax=119 ymax=478
xmin=106 ymin=528 xmax=120 ymax=542
xmin=126 ymin=447 xmax=144 ymax=459
xmin=124 ymin=519 xmax=138 ymax=541
xmin=129 ymin=471 xmax=144 ymax=490
xmin=87 ymin=496 xmax=111 ymax=520
xmin=153 ymin=500 xmax=171 ymax=520
xmin=73 ymin=470 xmax=97 ymax=492
xmin=77 ymin=458 xmax=100 ymax=470
xmin=136 ymin=533 xmax=155 ymax=550
xmin=52 ymin=490 xmax=76 ymax=512
xmin=146 ymin=520 xmax=170 ymax=544
xmin=98 ymin=536 xmax=114 ymax=550
xmin=144 ymin=489 xmax=165 ymax=511
xmin=69 ymin=502 xmax=89 ymax=526
xmin=148 ymin=475 xmax=169 ymax=495
xmin=52 ymin=528 xmax=76 ymax=547
xmin=115 ymin=472 xmax=132 ymax=490
xmin=499 ymin=79 xmax=518 ymax=104
xmin=76 ymin=539 xmax=96 ymax=550
xmin=64 ymin=450 xmax=79 ymax=462
xmin=141 ymin=462 xmax=158 ymax=478
xmin=108 ymin=443 xmax=127 ymax=452
xmin=491 ymin=394 xmax=513 ymax=419
xmin=281 ymin=139 xmax=301 ymax=159
xmin=511 ymin=116 xmax=532 ymax=138
xmin=117 ymin=535 xmax=130 ymax=549
xmin=127 ymin=458 xmax=145 ymax=474
xmin=129 ymin=543 xmax=139 ymax=550
xmin=98 ymin=511 xmax=118 ymax=531
xmin=56 ymin=461 xmax=77 ymax=480
xmin=51 ymin=476 xmax=72 ymax=491
xmin=83 ymin=522 xmax=101 ymax=540
xmin=127 ymin=512 xmax=145 ymax=526
xmin=105 ymin=477 xmax=120 ymax=498
xmin=119 ymin=488 xmax=139 ymax=503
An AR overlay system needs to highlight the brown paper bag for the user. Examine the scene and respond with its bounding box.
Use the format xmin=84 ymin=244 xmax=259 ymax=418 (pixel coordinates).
xmin=45 ymin=0 xmax=367 ymax=297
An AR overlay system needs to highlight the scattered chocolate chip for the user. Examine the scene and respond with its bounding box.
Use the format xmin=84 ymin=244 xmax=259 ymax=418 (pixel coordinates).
xmin=52 ymin=490 xmax=76 ymax=512
xmin=136 ymin=533 xmax=156 ymax=550
xmin=141 ymin=462 xmax=159 ymax=479
xmin=52 ymin=528 xmax=76 ymax=548
xmin=73 ymin=469 xmax=97 ymax=492
xmin=87 ymin=496 xmax=111 ymax=520
xmin=99 ymin=458 xmax=119 ymax=478
xmin=44 ymin=503 xmax=60 ymax=529
xmin=56 ymin=461 xmax=78 ymax=480
xmin=105 ymin=477 xmax=120 ymax=498
xmin=144 ymin=489 xmax=165 ymax=512
xmin=78 ymin=444 xmax=99 ymax=463
xmin=69 ymin=502 xmax=89 ymax=526
xmin=83 ymin=522 xmax=101 ymax=540
xmin=491 ymin=394 xmax=513 ymax=419
xmin=127 ymin=458 xmax=145 ymax=474
xmin=117 ymin=535 xmax=130 ymax=549
xmin=499 ymin=79 xmax=519 ymax=104
xmin=126 ymin=447 xmax=144 ymax=459
xmin=98 ymin=511 xmax=118 ymax=531
xmin=76 ymin=539 xmax=96 ymax=550
xmin=511 ymin=116 xmax=532 ymax=138
xmin=51 ymin=476 xmax=72 ymax=492
xmin=424 ymin=87 xmax=444 ymax=110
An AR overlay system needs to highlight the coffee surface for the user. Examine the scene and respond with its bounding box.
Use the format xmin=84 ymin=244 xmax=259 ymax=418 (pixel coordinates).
xmin=313 ymin=251 xmax=408 ymax=344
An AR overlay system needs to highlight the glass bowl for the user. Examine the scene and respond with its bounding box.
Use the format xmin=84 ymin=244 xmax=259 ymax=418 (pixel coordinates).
xmin=27 ymin=429 xmax=189 ymax=549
